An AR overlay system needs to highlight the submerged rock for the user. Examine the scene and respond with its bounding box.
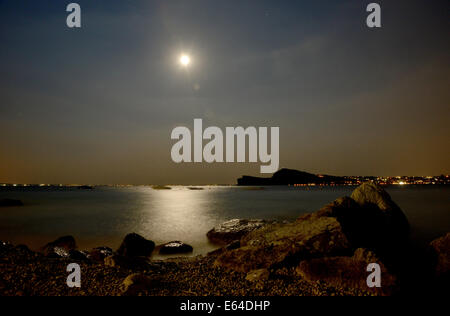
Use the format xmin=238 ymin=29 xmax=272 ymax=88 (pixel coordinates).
xmin=158 ymin=241 xmax=193 ymax=255
xmin=152 ymin=185 xmax=171 ymax=190
xmin=0 ymin=199 xmax=23 ymax=207
xmin=117 ymin=233 xmax=155 ymax=258
xmin=207 ymin=219 xmax=267 ymax=245
xmin=214 ymin=216 xmax=350 ymax=273
xmin=41 ymin=236 xmax=77 ymax=257
xmin=296 ymin=248 xmax=397 ymax=296
xmin=430 ymin=232 xmax=450 ymax=278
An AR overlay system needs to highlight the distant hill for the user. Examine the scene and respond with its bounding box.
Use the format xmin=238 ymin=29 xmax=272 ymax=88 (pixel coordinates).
xmin=237 ymin=168 xmax=347 ymax=186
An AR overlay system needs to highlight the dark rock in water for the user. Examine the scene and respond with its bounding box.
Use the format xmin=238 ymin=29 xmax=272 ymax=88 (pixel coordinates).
xmin=296 ymin=248 xmax=397 ymax=296
xmin=207 ymin=219 xmax=267 ymax=245
xmin=88 ymin=247 xmax=114 ymax=262
xmin=158 ymin=241 xmax=193 ymax=255
xmin=214 ymin=216 xmax=350 ymax=273
xmin=41 ymin=236 xmax=77 ymax=257
xmin=117 ymin=233 xmax=155 ymax=258
xmin=430 ymin=232 xmax=450 ymax=278
xmin=0 ymin=199 xmax=23 ymax=207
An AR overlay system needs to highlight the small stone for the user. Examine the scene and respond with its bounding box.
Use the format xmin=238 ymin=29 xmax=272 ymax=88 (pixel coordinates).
xmin=245 ymin=269 xmax=269 ymax=282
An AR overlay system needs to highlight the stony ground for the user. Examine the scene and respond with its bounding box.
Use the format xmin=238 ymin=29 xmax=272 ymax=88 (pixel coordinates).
xmin=0 ymin=244 xmax=373 ymax=296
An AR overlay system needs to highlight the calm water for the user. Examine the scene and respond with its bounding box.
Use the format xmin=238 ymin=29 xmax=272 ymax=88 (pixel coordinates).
xmin=0 ymin=186 xmax=449 ymax=258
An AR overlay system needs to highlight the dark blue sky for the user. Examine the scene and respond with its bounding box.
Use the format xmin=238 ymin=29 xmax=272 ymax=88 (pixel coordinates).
xmin=0 ymin=0 xmax=449 ymax=184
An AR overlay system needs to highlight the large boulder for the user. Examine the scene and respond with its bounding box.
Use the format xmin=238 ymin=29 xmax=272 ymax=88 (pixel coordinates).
xmin=214 ymin=216 xmax=350 ymax=273
xmin=41 ymin=236 xmax=77 ymax=257
xmin=296 ymin=248 xmax=397 ymax=296
xmin=117 ymin=233 xmax=155 ymax=258
xmin=158 ymin=241 xmax=193 ymax=255
xmin=430 ymin=233 xmax=450 ymax=278
xmin=207 ymin=219 xmax=267 ymax=245
xmin=0 ymin=199 xmax=23 ymax=207
xmin=316 ymin=183 xmax=410 ymax=256
xmin=350 ymin=182 xmax=409 ymax=239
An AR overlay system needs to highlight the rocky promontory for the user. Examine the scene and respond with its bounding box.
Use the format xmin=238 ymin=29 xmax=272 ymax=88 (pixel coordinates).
xmin=237 ymin=168 xmax=347 ymax=186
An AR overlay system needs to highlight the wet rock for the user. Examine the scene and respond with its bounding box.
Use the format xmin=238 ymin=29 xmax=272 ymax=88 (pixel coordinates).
xmin=214 ymin=216 xmax=350 ymax=273
xmin=41 ymin=236 xmax=77 ymax=257
xmin=88 ymin=247 xmax=114 ymax=262
xmin=158 ymin=241 xmax=193 ymax=255
xmin=207 ymin=219 xmax=267 ymax=245
xmin=246 ymin=269 xmax=269 ymax=283
xmin=0 ymin=199 xmax=23 ymax=207
xmin=430 ymin=232 xmax=450 ymax=278
xmin=117 ymin=233 xmax=155 ymax=258
xmin=296 ymin=248 xmax=397 ymax=296
xmin=120 ymin=273 xmax=153 ymax=296
xmin=46 ymin=246 xmax=70 ymax=258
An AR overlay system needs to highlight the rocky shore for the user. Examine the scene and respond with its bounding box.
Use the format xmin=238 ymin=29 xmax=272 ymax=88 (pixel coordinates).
xmin=0 ymin=183 xmax=448 ymax=296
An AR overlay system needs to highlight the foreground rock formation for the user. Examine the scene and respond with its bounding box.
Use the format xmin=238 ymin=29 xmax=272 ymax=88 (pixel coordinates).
xmin=207 ymin=219 xmax=268 ymax=245
xmin=213 ymin=216 xmax=350 ymax=272
xmin=212 ymin=182 xmax=411 ymax=295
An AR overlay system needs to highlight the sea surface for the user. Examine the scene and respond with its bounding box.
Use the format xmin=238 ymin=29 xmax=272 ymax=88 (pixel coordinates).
xmin=0 ymin=186 xmax=449 ymax=259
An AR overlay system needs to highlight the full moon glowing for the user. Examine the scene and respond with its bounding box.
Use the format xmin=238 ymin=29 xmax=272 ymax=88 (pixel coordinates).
xmin=179 ymin=54 xmax=191 ymax=67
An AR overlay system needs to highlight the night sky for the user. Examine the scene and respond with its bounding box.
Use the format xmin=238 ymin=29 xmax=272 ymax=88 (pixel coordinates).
xmin=0 ymin=0 xmax=449 ymax=184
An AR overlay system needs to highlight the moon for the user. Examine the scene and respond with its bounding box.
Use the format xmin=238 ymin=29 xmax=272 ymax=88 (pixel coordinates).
xmin=179 ymin=54 xmax=191 ymax=67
